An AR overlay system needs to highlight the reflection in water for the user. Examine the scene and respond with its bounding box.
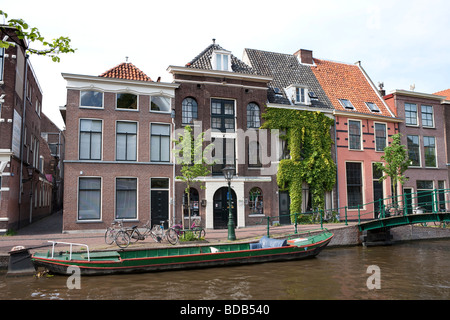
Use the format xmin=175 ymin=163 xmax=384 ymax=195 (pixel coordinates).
xmin=2 ymin=240 xmax=450 ymax=300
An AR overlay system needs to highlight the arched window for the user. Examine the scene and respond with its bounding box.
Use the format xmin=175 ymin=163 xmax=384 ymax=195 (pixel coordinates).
xmin=247 ymin=103 xmax=260 ymax=128
xmin=182 ymin=97 xmax=198 ymax=124
xmin=249 ymin=187 xmax=263 ymax=215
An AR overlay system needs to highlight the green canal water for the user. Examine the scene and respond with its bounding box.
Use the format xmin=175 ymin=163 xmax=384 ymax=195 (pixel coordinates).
xmin=1 ymin=239 xmax=449 ymax=300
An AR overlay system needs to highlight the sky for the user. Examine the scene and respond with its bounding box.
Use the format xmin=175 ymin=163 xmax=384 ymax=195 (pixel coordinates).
xmin=2 ymin=0 xmax=450 ymax=129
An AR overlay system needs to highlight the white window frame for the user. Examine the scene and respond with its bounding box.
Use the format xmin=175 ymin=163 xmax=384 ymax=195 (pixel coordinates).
xmin=348 ymin=119 xmax=363 ymax=151
xmin=80 ymin=90 xmax=104 ymax=109
xmin=77 ymin=176 xmax=102 ymax=222
xmin=374 ymin=122 xmax=387 ymax=152
xmin=211 ymin=50 xmax=231 ymax=71
xmin=421 ymin=105 xmax=435 ymax=128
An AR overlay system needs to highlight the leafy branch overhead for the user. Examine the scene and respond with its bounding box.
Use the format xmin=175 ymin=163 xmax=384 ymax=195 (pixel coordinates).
xmin=0 ymin=10 xmax=75 ymax=62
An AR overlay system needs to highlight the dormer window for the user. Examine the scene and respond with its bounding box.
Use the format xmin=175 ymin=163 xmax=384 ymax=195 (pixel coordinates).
xmin=212 ymin=50 xmax=231 ymax=71
xmin=365 ymin=102 xmax=380 ymax=113
xmin=339 ymin=99 xmax=355 ymax=110
xmin=287 ymin=85 xmax=311 ymax=105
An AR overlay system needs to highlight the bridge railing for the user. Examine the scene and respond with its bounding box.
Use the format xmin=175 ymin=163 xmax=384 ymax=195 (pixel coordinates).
xmin=261 ymin=188 xmax=450 ymax=234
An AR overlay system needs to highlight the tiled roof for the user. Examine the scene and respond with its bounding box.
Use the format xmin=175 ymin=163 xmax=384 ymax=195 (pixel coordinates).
xmin=244 ymin=49 xmax=333 ymax=110
xmin=186 ymin=42 xmax=256 ymax=75
xmin=434 ymin=89 xmax=450 ymax=99
xmin=311 ymin=58 xmax=394 ymax=117
xmin=99 ymin=62 xmax=152 ymax=81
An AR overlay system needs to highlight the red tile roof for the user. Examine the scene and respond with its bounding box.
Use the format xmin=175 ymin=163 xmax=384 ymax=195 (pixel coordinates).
xmin=99 ymin=62 xmax=152 ymax=81
xmin=434 ymin=89 xmax=450 ymax=99
xmin=311 ymin=58 xmax=394 ymax=118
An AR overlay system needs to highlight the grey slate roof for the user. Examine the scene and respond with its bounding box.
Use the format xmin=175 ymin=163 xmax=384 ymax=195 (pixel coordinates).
xmin=186 ymin=42 xmax=256 ymax=75
xmin=244 ymin=48 xmax=333 ymax=110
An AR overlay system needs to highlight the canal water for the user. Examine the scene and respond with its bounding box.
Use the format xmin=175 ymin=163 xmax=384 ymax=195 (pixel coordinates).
xmin=1 ymin=239 xmax=450 ymax=300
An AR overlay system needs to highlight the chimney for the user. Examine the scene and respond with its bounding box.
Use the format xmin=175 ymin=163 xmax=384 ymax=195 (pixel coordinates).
xmin=294 ymin=49 xmax=313 ymax=65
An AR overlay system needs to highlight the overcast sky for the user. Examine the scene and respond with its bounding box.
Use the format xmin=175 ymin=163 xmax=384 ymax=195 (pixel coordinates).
xmin=3 ymin=0 xmax=450 ymax=129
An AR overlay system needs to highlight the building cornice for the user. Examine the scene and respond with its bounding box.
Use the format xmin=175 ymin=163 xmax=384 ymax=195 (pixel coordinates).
xmin=389 ymin=89 xmax=447 ymax=101
xmin=333 ymin=109 xmax=404 ymax=122
xmin=167 ymin=65 xmax=272 ymax=83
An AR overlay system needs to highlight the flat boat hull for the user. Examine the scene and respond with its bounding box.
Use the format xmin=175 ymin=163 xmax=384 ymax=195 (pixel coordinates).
xmin=32 ymin=232 xmax=333 ymax=276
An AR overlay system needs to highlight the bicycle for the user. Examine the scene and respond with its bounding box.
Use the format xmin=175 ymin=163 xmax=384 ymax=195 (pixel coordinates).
xmin=127 ymin=221 xmax=152 ymax=243
xmin=104 ymin=220 xmax=131 ymax=248
xmin=150 ymin=220 xmax=179 ymax=245
xmin=173 ymin=219 xmax=206 ymax=240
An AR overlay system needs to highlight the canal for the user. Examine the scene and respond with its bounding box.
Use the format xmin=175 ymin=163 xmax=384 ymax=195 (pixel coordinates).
xmin=1 ymin=239 xmax=449 ymax=300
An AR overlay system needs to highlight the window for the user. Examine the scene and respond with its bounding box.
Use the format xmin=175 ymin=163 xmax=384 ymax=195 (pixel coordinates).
xmin=150 ymin=96 xmax=170 ymax=112
xmin=348 ymin=120 xmax=361 ymax=150
xmin=150 ymin=124 xmax=170 ymax=162
xmin=366 ymin=102 xmax=380 ymax=113
xmin=78 ymin=178 xmax=101 ymax=220
xmin=296 ymin=88 xmax=306 ymax=104
xmin=339 ymin=99 xmax=355 ymax=110
xmin=117 ymin=93 xmax=138 ymax=110
xmin=182 ymin=97 xmax=198 ymax=124
xmin=374 ymin=123 xmax=386 ymax=151
xmin=438 ymin=181 xmax=446 ymax=211
xmin=80 ymin=91 xmax=103 ymax=108
xmin=116 ymin=178 xmax=137 ymax=219
xmin=248 ymin=141 xmax=261 ymax=167
xmin=405 ymin=103 xmax=417 ymax=125
xmin=373 ymin=163 xmax=384 ymax=217
xmin=249 ymin=187 xmax=263 ymax=215
xmin=346 ymin=162 xmax=363 ymax=209
xmin=421 ymin=105 xmax=434 ymax=127
xmin=424 ymin=136 xmax=436 ymax=167
xmin=247 ymin=103 xmax=260 ymax=128
xmin=211 ymin=98 xmax=235 ymax=132
xmin=407 ymin=135 xmax=420 ymax=167
xmin=79 ymin=119 xmax=102 ymax=160
xmin=417 ymin=180 xmax=434 ymax=212
xmin=116 ymin=121 xmax=137 ymax=161
xmin=213 ymin=51 xmax=230 ymax=71
xmin=211 ymin=137 xmax=235 ymax=175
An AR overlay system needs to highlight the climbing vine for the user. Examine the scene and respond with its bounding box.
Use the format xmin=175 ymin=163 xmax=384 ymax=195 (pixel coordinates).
xmin=261 ymin=108 xmax=336 ymax=219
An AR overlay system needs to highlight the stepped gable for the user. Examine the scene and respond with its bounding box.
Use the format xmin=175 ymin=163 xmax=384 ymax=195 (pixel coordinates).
xmin=99 ymin=62 xmax=152 ymax=81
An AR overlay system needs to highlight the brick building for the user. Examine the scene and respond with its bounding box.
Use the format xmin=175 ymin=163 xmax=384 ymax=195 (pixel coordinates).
xmin=61 ymin=62 xmax=178 ymax=232
xmin=0 ymin=26 xmax=63 ymax=233
xmin=384 ymin=89 xmax=449 ymax=212
xmin=168 ymin=41 xmax=279 ymax=229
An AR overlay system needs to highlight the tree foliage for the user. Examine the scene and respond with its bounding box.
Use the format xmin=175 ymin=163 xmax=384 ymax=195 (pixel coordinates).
xmin=261 ymin=108 xmax=336 ymax=218
xmin=374 ymin=133 xmax=409 ymax=199
xmin=0 ymin=10 xmax=75 ymax=62
xmin=173 ymin=126 xmax=214 ymax=227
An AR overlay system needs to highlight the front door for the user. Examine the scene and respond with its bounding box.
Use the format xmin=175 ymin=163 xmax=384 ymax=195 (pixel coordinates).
xmin=213 ymin=187 xmax=237 ymax=229
xmin=279 ymin=191 xmax=291 ymax=224
xmin=151 ymin=190 xmax=169 ymax=228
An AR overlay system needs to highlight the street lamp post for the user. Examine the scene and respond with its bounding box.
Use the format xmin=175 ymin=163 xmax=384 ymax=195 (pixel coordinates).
xmin=222 ymin=166 xmax=236 ymax=241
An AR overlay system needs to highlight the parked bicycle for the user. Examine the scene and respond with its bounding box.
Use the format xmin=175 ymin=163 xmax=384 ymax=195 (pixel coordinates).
xmin=151 ymin=220 xmax=179 ymax=245
xmin=127 ymin=221 xmax=152 ymax=243
xmin=173 ymin=219 xmax=206 ymax=240
xmin=104 ymin=220 xmax=131 ymax=248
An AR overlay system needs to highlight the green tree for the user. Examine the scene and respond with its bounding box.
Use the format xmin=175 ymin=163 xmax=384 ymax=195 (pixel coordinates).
xmin=375 ymin=133 xmax=409 ymax=205
xmin=173 ymin=126 xmax=214 ymax=228
xmin=0 ymin=10 xmax=75 ymax=62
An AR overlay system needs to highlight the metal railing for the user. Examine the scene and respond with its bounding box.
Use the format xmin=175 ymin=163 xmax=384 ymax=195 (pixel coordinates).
xmin=259 ymin=188 xmax=450 ymax=237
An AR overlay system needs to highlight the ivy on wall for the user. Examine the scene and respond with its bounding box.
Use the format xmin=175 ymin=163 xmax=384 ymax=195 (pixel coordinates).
xmin=261 ymin=108 xmax=336 ymax=218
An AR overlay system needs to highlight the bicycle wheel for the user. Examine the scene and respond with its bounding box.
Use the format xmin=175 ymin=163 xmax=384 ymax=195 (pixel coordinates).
xmin=105 ymin=228 xmax=116 ymax=245
xmin=166 ymin=228 xmax=179 ymax=245
xmin=115 ymin=230 xmax=130 ymax=248
xmin=193 ymin=228 xmax=206 ymax=240
xmin=127 ymin=229 xmax=139 ymax=243
xmin=149 ymin=230 xmax=161 ymax=243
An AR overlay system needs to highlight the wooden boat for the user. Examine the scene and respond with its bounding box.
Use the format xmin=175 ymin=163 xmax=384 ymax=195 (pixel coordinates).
xmin=29 ymin=231 xmax=333 ymax=276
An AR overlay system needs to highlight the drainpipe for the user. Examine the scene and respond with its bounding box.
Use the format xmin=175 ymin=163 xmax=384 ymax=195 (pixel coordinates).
xmin=171 ymin=108 xmax=176 ymax=227
xmin=18 ymin=54 xmax=29 ymax=229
